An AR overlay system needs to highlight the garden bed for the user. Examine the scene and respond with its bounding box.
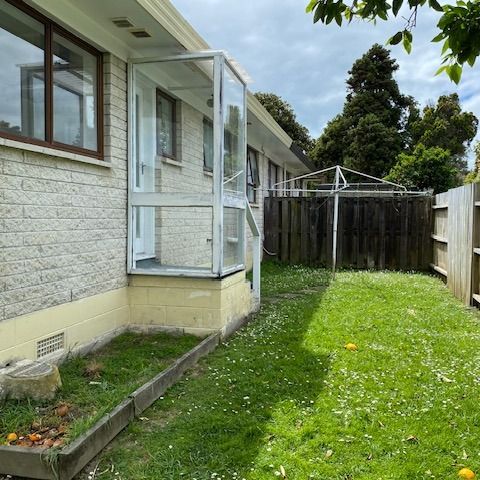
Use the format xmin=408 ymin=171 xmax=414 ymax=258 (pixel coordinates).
xmin=0 ymin=330 xmax=221 ymax=480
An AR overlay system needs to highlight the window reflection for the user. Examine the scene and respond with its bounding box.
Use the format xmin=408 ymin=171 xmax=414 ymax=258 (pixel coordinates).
xmin=0 ymin=1 xmax=45 ymax=140
xmin=52 ymin=33 xmax=98 ymax=150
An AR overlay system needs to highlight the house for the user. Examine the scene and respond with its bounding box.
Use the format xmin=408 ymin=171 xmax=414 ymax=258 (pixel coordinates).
xmin=0 ymin=0 xmax=313 ymax=364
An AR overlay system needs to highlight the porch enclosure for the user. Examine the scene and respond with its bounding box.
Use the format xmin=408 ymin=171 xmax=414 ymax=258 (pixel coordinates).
xmin=431 ymin=183 xmax=480 ymax=306
xmin=264 ymin=195 xmax=433 ymax=271
xmin=127 ymin=51 xmax=260 ymax=296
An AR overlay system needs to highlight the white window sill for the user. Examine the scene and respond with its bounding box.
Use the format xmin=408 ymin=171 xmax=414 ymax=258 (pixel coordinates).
xmin=160 ymin=156 xmax=182 ymax=168
xmin=0 ymin=137 xmax=110 ymax=168
xmin=203 ymin=169 xmax=213 ymax=177
xmin=249 ymin=202 xmax=260 ymax=209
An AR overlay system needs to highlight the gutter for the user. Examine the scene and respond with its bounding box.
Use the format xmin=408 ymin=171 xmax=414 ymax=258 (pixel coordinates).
xmin=290 ymin=143 xmax=317 ymax=172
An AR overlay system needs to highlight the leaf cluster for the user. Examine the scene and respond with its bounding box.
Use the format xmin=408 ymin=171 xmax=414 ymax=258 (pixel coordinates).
xmin=306 ymin=0 xmax=480 ymax=83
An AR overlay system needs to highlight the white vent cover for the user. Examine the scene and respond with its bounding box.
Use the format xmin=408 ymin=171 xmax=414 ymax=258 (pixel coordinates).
xmin=111 ymin=17 xmax=134 ymax=28
xmin=130 ymin=29 xmax=151 ymax=38
xmin=37 ymin=333 xmax=65 ymax=359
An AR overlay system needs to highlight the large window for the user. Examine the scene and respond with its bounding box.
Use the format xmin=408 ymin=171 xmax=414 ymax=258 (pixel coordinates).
xmin=247 ymin=148 xmax=260 ymax=203
xmin=0 ymin=0 xmax=103 ymax=158
xmin=156 ymin=90 xmax=176 ymax=159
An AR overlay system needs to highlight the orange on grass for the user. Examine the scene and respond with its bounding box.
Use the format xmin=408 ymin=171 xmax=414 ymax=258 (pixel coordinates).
xmin=459 ymin=468 xmax=476 ymax=479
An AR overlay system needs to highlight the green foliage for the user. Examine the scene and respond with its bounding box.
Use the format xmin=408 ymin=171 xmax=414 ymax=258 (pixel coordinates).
xmin=464 ymin=141 xmax=480 ymax=183
xmin=410 ymin=93 xmax=478 ymax=174
xmin=94 ymin=265 xmax=480 ymax=480
xmin=343 ymin=113 xmax=403 ymax=176
xmin=309 ymin=114 xmax=346 ymax=170
xmin=386 ymin=143 xmax=459 ymax=193
xmin=310 ymin=45 xmax=416 ymax=176
xmin=306 ymin=0 xmax=480 ymax=83
xmin=254 ymin=92 xmax=314 ymax=152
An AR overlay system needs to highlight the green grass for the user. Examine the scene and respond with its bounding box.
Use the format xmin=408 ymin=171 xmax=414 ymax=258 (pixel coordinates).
xmin=90 ymin=264 xmax=480 ymax=480
xmin=0 ymin=332 xmax=200 ymax=443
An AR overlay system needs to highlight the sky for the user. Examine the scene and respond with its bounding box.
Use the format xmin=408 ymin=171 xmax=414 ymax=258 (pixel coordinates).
xmin=171 ymin=0 xmax=480 ymax=166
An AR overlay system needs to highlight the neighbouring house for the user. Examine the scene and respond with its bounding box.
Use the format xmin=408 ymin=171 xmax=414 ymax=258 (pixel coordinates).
xmin=0 ymin=0 xmax=314 ymax=364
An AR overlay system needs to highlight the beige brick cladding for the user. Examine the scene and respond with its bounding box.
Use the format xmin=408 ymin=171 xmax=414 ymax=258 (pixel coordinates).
xmin=0 ymin=54 xmax=128 ymax=322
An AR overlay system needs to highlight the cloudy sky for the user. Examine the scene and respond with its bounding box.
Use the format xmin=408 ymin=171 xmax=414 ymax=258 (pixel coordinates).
xmin=171 ymin=0 xmax=480 ymax=166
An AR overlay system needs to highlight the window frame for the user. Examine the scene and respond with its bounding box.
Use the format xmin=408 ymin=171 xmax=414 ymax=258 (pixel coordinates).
xmin=246 ymin=147 xmax=260 ymax=204
xmin=156 ymin=88 xmax=177 ymax=160
xmin=0 ymin=0 xmax=104 ymax=159
xmin=203 ymin=116 xmax=213 ymax=172
xmin=268 ymin=160 xmax=279 ymax=197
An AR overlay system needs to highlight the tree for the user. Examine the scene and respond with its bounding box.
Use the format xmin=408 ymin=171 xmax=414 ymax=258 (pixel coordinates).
xmin=385 ymin=144 xmax=459 ymax=193
xmin=306 ymin=0 xmax=480 ymax=83
xmin=464 ymin=141 xmax=480 ymax=183
xmin=410 ymin=93 xmax=478 ymax=173
xmin=254 ymin=92 xmax=314 ymax=152
xmin=309 ymin=115 xmax=346 ymax=170
xmin=310 ymin=44 xmax=416 ymax=177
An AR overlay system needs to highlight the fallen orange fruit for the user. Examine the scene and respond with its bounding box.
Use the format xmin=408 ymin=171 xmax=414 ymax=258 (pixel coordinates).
xmin=345 ymin=343 xmax=358 ymax=351
xmin=27 ymin=433 xmax=42 ymax=442
xmin=6 ymin=433 xmax=17 ymax=443
xmin=459 ymin=468 xmax=476 ymax=479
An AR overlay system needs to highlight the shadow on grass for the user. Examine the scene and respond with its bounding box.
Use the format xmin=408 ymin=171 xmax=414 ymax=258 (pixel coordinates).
xmin=90 ymin=279 xmax=332 ymax=479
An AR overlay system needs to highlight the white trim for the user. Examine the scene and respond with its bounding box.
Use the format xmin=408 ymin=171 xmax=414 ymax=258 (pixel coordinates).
xmin=131 ymin=192 xmax=214 ymax=207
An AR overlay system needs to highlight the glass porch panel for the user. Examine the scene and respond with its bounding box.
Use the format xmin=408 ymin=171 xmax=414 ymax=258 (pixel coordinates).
xmin=132 ymin=60 xmax=215 ymax=196
xmin=222 ymin=65 xmax=246 ymax=198
xmin=133 ymin=206 xmax=213 ymax=272
xmin=223 ymin=207 xmax=245 ymax=270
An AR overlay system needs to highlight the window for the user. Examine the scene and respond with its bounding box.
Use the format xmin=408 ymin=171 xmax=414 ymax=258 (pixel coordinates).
xmin=203 ymin=117 xmax=213 ymax=171
xmin=247 ymin=148 xmax=260 ymax=203
xmin=268 ymin=161 xmax=279 ymax=197
xmin=0 ymin=0 xmax=103 ymax=158
xmin=286 ymin=171 xmax=292 ymax=197
xmin=156 ymin=90 xmax=176 ymax=158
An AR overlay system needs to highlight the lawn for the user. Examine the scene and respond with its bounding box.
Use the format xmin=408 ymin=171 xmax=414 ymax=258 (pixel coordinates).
xmin=87 ymin=264 xmax=480 ymax=480
xmin=0 ymin=332 xmax=200 ymax=447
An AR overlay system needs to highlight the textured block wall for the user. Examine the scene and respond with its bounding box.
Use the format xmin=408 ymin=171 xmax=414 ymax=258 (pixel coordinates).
xmin=0 ymin=54 xmax=128 ymax=322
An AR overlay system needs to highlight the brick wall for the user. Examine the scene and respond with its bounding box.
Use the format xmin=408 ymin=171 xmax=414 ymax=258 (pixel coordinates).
xmin=154 ymin=103 xmax=214 ymax=269
xmin=0 ymin=54 xmax=128 ymax=322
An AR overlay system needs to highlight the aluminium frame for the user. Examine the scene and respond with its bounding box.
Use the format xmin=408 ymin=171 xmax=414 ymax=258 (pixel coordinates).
xmin=127 ymin=51 xmax=253 ymax=280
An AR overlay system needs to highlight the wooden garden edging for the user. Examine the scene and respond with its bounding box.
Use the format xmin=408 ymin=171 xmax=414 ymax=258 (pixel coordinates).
xmin=0 ymin=332 xmax=221 ymax=480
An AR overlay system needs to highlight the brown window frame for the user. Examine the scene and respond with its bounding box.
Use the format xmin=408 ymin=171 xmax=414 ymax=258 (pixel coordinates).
xmin=156 ymin=89 xmax=177 ymax=160
xmin=0 ymin=0 xmax=104 ymax=159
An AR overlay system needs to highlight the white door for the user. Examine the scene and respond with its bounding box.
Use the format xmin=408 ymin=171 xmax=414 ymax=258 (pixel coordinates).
xmin=134 ymin=76 xmax=156 ymax=260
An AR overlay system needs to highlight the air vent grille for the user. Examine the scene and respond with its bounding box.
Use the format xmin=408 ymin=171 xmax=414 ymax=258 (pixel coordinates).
xmin=130 ymin=29 xmax=151 ymax=38
xmin=37 ymin=333 xmax=65 ymax=359
xmin=111 ymin=17 xmax=134 ymax=28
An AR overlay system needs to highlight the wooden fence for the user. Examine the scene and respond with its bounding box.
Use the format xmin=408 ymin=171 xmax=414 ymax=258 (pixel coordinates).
xmin=431 ymin=183 xmax=480 ymax=305
xmin=264 ymin=195 xmax=433 ymax=271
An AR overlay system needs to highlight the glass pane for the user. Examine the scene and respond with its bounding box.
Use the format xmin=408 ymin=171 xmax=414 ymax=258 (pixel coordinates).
xmin=133 ymin=206 xmax=213 ymax=272
xmin=156 ymin=92 xmax=175 ymax=157
xmin=223 ymin=207 xmax=244 ymax=269
xmin=0 ymin=1 xmax=45 ymax=140
xmin=133 ymin=60 xmax=214 ymax=195
xmin=223 ymin=65 xmax=245 ymax=197
xmin=203 ymin=118 xmax=213 ymax=171
xmin=52 ymin=32 xmax=97 ymax=150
